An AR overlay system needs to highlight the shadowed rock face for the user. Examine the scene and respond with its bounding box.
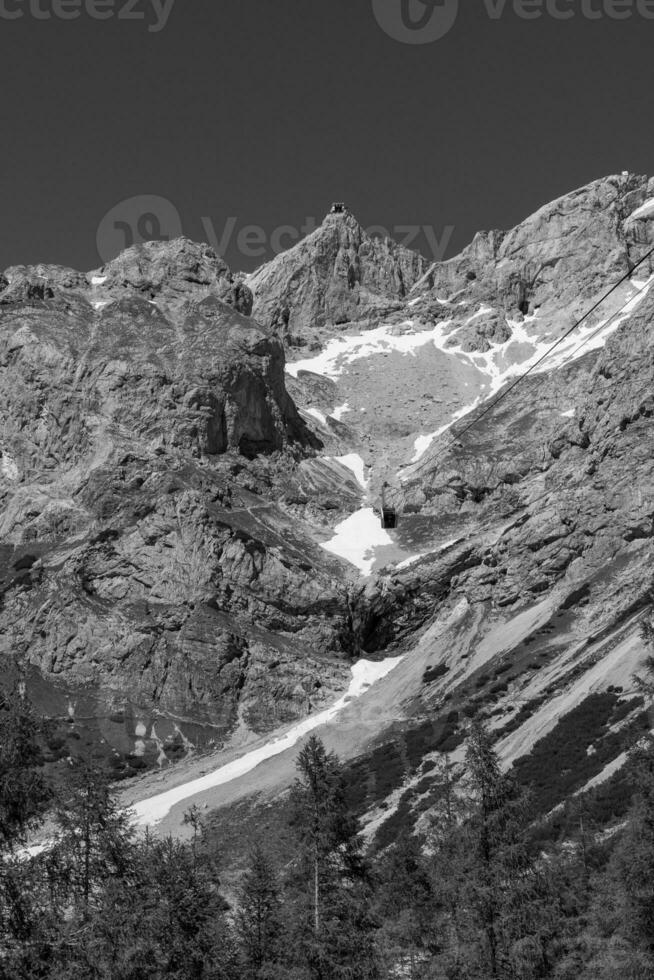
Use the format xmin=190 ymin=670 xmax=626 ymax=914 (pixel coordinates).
xmin=364 ymin=287 xmax=654 ymax=639
xmin=417 ymin=173 xmax=654 ymax=321
xmin=247 ymin=207 xmax=427 ymax=346
xmin=364 ymin=170 xmax=654 ymax=650
xmin=0 ymin=248 xmax=362 ymax=761
xmin=0 ymin=293 xmax=307 ymax=464
xmin=0 ymin=239 xmax=254 ymax=316
xmin=3 ymin=177 xmax=654 ymax=814
xmin=92 ymin=237 xmax=254 ymax=316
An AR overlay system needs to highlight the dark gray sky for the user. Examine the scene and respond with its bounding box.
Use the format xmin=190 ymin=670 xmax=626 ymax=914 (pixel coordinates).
xmin=1 ymin=0 xmax=652 ymax=272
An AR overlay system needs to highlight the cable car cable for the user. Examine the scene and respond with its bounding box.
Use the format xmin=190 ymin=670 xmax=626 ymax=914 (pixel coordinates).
xmin=421 ymin=246 xmax=654 ymax=468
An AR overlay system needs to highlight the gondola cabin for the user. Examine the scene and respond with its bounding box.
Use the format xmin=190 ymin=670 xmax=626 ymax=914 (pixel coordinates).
xmin=381 ymin=504 xmax=397 ymax=529
xmin=380 ymin=484 xmax=397 ymax=529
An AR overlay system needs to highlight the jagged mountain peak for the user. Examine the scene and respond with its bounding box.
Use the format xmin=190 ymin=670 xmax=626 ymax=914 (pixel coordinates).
xmin=93 ymin=236 xmax=229 ymax=288
xmin=414 ymin=172 xmax=654 ymax=321
xmin=0 ymin=236 xmax=255 ymax=318
xmin=2 ymin=174 xmax=654 ymax=853
xmin=90 ymin=235 xmax=256 ymax=315
xmin=246 ymin=203 xmax=427 ymax=346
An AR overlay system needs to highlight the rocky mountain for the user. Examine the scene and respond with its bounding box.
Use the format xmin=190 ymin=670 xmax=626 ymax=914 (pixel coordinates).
xmin=2 ymin=177 xmax=654 ymax=847
xmin=0 ymin=241 xmax=368 ymax=772
xmin=246 ymin=205 xmax=427 ymax=348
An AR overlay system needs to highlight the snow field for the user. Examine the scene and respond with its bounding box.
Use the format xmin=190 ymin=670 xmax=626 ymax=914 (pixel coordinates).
xmin=629 ymin=197 xmax=654 ymax=220
xmin=329 ymin=453 xmax=368 ymax=489
xmin=285 ymin=319 xmax=456 ymax=379
xmin=408 ymin=277 xmax=654 ymax=462
xmin=130 ymin=657 xmax=403 ymax=827
xmin=320 ymin=508 xmax=392 ymax=576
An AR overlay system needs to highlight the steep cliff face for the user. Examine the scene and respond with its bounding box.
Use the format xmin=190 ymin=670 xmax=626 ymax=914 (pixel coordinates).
xmin=92 ymin=237 xmax=254 ymax=316
xmin=0 ymin=295 xmax=307 ymax=469
xmin=411 ymin=173 xmax=654 ymax=342
xmin=345 ymin=178 xmax=654 ymax=658
xmin=362 ymin=287 xmax=654 ymax=636
xmin=3 ymin=177 xmax=654 ymax=832
xmin=0 ymin=247 xmax=363 ymax=771
xmin=195 ymin=174 xmax=654 ymax=845
xmin=247 ymin=207 xmax=427 ymax=346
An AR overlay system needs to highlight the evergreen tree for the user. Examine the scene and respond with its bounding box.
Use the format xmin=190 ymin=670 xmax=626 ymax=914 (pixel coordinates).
xmin=45 ymin=761 xmax=135 ymax=916
xmin=287 ymin=735 xmax=379 ymax=980
xmin=0 ymin=684 xmax=50 ymax=851
xmin=289 ymin=735 xmax=361 ymax=934
xmin=236 ymin=844 xmax=282 ymax=978
xmin=0 ymin=685 xmax=52 ymax=973
xmin=126 ymin=832 xmax=235 ymax=980
xmin=41 ymin=812 xmax=235 ymax=979
xmin=581 ymin=743 xmax=654 ymax=978
xmin=374 ymin=834 xmax=436 ymax=979
xmin=429 ymin=723 xmax=561 ymax=979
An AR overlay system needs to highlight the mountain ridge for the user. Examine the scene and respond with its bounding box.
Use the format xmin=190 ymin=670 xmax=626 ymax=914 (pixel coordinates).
xmin=1 ymin=173 xmax=653 ymax=847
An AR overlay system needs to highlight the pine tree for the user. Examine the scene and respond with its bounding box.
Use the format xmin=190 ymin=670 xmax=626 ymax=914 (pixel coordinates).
xmin=581 ymin=743 xmax=654 ymax=978
xmin=0 ymin=685 xmax=52 ymax=973
xmin=0 ymin=684 xmax=50 ymax=851
xmin=236 ymin=844 xmax=282 ymax=978
xmin=289 ymin=735 xmax=361 ymax=935
xmin=45 ymin=761 xmax=135 ymax=916
xmin=429 ymin=723 xmax=561 ymax=979
xmin=41 ymin=814 xmax=235 ymax=979
xmin=287 ymin=735 xmax=379 ymax=980
xmin=129 ymin=833 xmax=235 ymax=980
xmin=374 ymin=834 xmax=436 ymax=979
xmin=634 ymin=610 xmax=654 ymax=693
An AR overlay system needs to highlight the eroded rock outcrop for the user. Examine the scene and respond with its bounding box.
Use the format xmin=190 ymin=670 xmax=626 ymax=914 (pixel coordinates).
xmin=247 ymin=206 xmax=426 ymax=346
xmin=92 ymin=237 xmax=254 ymax=315
xmin=3 ymin=176 xmax=654 ymax=802
xmin=0 ymin=246 xmax=363 ymax=768
xmin=418 ymin=173 xmax=654 ymax=321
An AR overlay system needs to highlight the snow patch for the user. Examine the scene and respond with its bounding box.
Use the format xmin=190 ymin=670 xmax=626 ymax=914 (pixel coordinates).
xmin=395 ymin=538 xmax=460 ymax=568
xmin=331 ymin=453 xmax=368 ymax=490
xmin=285 ymin=319 xmax=455 ymax=380
xmin=408 ymin=277 xmax=654 ymax=465
xmin=411 ymin=398 xmax=482 ymax=463
xmin=466 ymin=304 xmax=494 ymax=323
xmin=15 ymin=843 xmax=50 ymax=861
xmin=576 ymin=749 xmax=635 ymax=795
xmin=560 ymin=409 xmax=575 ymax=418
xmin=331 ymin=402 xmax=350 ymax=421
xmin=321 ymin=507 xmax=392 ymax=575
xmin=630 ymin=198 xmax=654 ymax=220
xmin=396 ymin=553 xmax=426 ymax=569
xmin=305 ymin=407 xmax=327 ymax=425
xmin=91 ymin=275 xmax=108 ymax=286
xmin=130 ymin=656 xmax=403 ymax=827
